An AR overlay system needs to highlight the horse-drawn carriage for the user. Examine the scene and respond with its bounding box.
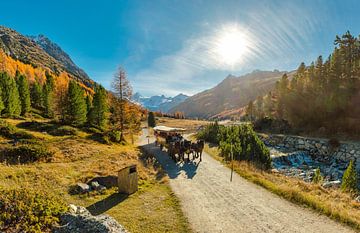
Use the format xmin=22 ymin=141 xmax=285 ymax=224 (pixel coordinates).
xmin=153 ymin=125 xmax=204 ymax=162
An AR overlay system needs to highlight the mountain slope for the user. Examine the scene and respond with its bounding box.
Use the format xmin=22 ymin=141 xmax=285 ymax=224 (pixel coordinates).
xmin=170 ymin=70 xmax=292 ymax=118
xmin=133 ymin=93 xmax=188 ymax=112
xmin=28 ymin=34 xmax=91 ymax=85
xmin=0 ymin=26 xmax=92 ymax=87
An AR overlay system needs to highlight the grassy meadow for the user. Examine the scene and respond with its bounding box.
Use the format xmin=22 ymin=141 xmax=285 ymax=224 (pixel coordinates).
xmin=0 ymin=118 xmax=190 ymax=233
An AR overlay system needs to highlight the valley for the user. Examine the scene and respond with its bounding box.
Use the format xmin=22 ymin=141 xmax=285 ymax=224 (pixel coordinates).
xmin=1 ymin=2 xmax=360 ymax=232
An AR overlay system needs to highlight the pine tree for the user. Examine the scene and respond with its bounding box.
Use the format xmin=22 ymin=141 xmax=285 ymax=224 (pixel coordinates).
xmin=88 ymin=85 xmax=108 ymax=129
xmin=43 ymin=73 xmax=55 ymax=118
xmin=147 ymin=111 xmax=156 ymax=127
xmin=16 ymin=74 xmax=31 ymax=116
xmin=341 ymin=160 xmax=358 ymax=192
xmin=31 ymin=82 xmax=43 ymax=110
xmin=246 ymin=100 xmax=254 ymax=121
xmin=0 ymin=86 xmax=5 ymax=115
xmin=0 ymin=72 xmax=21 ymax=117
xmin=86 ymin=95 xmax=92 ymax=115
xmin=65 ymin=80 xmax=87 ymax=126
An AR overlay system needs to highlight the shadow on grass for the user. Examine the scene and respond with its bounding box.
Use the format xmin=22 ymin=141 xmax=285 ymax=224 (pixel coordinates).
xmin=87 ymin=192 xmax=128 ymax=215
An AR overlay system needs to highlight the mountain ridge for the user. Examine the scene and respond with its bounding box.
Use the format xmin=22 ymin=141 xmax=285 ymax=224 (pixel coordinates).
xmin=0 ymin=26 xmax=92 ymax=87
xmin=170 ymin=70 xmax=294 ymax=118
xmin=133 ymin=93 xmax=189 ymax=112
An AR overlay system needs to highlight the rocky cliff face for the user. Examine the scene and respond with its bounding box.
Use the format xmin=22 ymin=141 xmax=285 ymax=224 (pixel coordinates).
xmin=0 ymin=26 xmax=92 ymax=87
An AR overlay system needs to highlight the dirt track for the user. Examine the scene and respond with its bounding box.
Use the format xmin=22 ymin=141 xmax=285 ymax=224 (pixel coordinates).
xmin=139 ymin=129 xmax=355 ymax=233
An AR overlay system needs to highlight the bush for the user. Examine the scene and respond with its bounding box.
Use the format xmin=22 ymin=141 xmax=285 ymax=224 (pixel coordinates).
xmin=341 ymin=160 xmax=358 ymax=192
xmin=218 ymin=124 xmax=271 ymax=169
xmin=0 ymin=188 xmax=68 ymax=233
xmin=49 ymin=125 xmax=79 ymax=136
xmin=2 ymin=144 xmax=54 ymax=164
xmin=312 ymin=168 xmax=323 ymax=183
xmin=108 ymin=130 xmax=121 ymax=143
xmin=196 ymin=121 xmax=222 ymax=144
xmin=0 ymin=120 xmax=35 ymax=140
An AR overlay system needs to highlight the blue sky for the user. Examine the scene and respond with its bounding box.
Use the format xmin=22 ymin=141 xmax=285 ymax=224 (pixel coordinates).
xmin=1 ymin=0 xmax=360 ymax=96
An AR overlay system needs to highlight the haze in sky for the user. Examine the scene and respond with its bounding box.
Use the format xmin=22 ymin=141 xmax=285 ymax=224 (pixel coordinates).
xmin=1 ymin=0 xmax=360 ymax=96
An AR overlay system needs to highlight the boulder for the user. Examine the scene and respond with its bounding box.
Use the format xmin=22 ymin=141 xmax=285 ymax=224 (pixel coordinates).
xmin=87 ymin=176 xmax=118 ymax=188
xmin=355 ymin=196 xmax=360 ymax=203
xmin=75 ymin=183 xmax=90 ymax=194
xmin=54 ymin=205 xmax=128 ymax=233
xmin=322 ymin=180 xmax=341 ymax=188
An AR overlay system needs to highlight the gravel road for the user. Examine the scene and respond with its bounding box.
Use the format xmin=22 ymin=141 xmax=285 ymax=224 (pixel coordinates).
xmin=138 ymin=128 xmax=355 ymax=233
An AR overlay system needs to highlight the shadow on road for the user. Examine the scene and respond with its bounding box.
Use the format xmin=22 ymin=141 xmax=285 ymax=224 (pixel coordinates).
xmin=87 ymin=192 xmax=128 ymax=215
xmin=140 ymin=143 xmax=200 ymax=180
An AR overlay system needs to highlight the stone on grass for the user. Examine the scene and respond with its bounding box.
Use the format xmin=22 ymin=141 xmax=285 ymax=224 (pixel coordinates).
xmin=75 ymin=183 xmax=90 ymax=194
xmin=322 ymin=180 xmax=341 ymax=188
xmin=54 ymin=205 xmax=128 ymax=233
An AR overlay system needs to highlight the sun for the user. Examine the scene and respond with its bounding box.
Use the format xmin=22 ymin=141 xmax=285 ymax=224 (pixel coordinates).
xmin=214 ymin=26 xmax=248 ymax=66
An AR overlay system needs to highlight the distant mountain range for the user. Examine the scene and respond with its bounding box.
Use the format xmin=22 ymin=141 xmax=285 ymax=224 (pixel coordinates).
xmin=0 ymin=26 xmax=92 ymax=87
xmin=133 ymin=93 xmax=189 ymax=112
xmin=170 ymin=70 xmax=294 ymax=119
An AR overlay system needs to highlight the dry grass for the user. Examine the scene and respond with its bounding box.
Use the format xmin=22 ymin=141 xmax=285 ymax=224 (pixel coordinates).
xmin=157 ymin=117 xmax=210 ymax=133
xmin=0 ymin=118 xmax=191 ymax=233
xmin=203 ymin=144 xmax=360 ymax=231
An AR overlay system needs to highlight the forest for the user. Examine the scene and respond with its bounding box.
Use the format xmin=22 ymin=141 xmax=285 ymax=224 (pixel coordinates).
xmin=246 ymin=31 xmax=360 ymax=137
xmin=0 ymin=50 xmax=143 ymax=142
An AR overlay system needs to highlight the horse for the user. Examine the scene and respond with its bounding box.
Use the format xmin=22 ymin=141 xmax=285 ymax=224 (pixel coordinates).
xmin=181 ymin=139 xmax=193 ymax=162
xmin=168 ymin=141 xmax=183 ymax=162
xmin=191 ymin=140 xmax=205 ymax=162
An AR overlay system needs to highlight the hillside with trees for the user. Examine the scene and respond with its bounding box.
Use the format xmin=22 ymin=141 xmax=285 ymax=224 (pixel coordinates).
xmin=170 ymin=70 xmax=292 ymax=118
xmin=246 ymin=31 xmax=360 ymax=137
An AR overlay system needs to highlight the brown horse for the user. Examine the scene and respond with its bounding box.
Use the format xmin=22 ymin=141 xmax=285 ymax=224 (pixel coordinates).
xmin=191 ymin=140 xmax=205 ymax=162
xmin=168 ymin=141 xmax=183 ymax=162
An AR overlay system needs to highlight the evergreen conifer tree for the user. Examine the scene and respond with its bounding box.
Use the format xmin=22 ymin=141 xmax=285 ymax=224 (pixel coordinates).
xmin=88 ymin=85 xmax=108 ymax=129
xmin=147 ymin=111 xmax=156 ymax=127
xmin=31 ymin=82 xmax=43 ymax=110
xmin=0 ymin=72 xmax=21 ymax=117
xmin=16 ymin=74 xmax=31 ymax=116
xmin=65 ymin=80 xmax=87 ymax=126
xmin=43 ymin=73 xmax=55 ymax=118
xmin=341 ymin=160 xmax=358 ymax=192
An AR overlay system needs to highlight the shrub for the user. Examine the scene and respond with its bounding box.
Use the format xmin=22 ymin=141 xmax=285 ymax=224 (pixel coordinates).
xmin=108 ymin=130 xmax=121 ymax=143
xmin=196 ymin=121 xmax=222 ymax=144
xmin=203 ymin=124 xmax=271 ymax=169
xmin=49 ymin=125 xmax=79 ymax=136
xmin=2 ymin=144 xmax=54 ymax=164
xmin=312 ymin=168 xmax=323 ymax=183
xmin=341 ymin=160 xmax=358 ymax=192
xmin=0 ymin=120 xmax=35 ymax=140
xmin=0 ymin=188 xmax=68 ymax=233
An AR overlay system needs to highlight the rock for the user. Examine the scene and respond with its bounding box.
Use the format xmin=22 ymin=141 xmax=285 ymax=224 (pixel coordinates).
xmin=350 ymin=150 xmax=355 ymax=154
xmin=271 ymin=168 xmax=279 ymax=173
xmin=75 ymin=183 xmax=90 ymax=194
xmin=322 ymin=180 xmax=341 ymax=188
xmin=90 ymin=181 xmax=100 ymax=190
xmin=355 ymin=196 xmax=360 ymax=203
xmin=298 ymin=139 xmax=305 ymax=145
xmin=87 ymin=176 xmax=118 ymax=188
xmin=54 ymin=205 xmax=128 ymax=233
